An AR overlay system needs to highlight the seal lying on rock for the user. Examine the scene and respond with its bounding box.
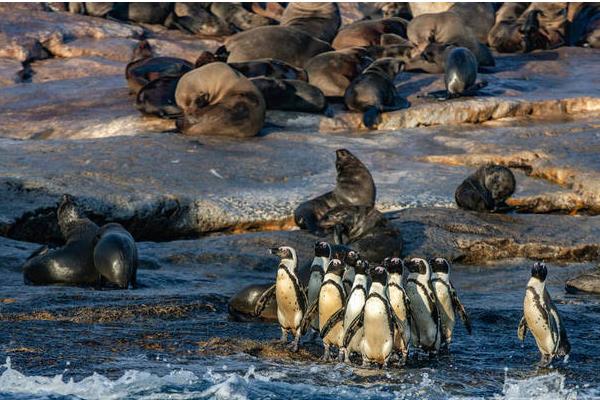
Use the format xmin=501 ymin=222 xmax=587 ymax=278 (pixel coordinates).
xmin=250 ymin=77 xmax=327 ymax=114
xmin=281 ymin=2 xmax=341 ymax=43
xmin=295 ymin=149 xmax=376 ymax=234
xmin=93 ymin=223 xmax=138 ymax=289
xmin=344 ymin=58 xmax=409 ymax=129
xmin=175 ymin=62 xmax=266 ymax=138
xmin=455 ymin=165 xmax=516 ymax=212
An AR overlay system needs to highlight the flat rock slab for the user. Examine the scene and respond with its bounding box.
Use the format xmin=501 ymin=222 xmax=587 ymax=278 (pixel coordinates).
xmin=0 ymin=123 xmax=571 ymax=243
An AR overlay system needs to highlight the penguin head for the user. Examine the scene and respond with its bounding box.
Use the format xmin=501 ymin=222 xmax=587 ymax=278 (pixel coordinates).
xmin=531 ymin=261 xmax=548 ymax=282
xmin=269 ymin=246 xmax=296 ymax=263
xmin=354 ymin=259 xmax=369 ymax=275
xmin=386 ymin=257 xmax=404 ymax=275
xmin=430 ymin=257 xmax=450 ymax=274
xmin=405 ymin=258 xmax=430 ymax=276
xmin=326 ymin=259 xmax=345 ymax=276
xmin=314 ymin=241 xmax=331 ymax=258
xmin=370 ymin=265 xmax=388 ymax=285
xmin=345 ymin=250 xmax=360 ymax=267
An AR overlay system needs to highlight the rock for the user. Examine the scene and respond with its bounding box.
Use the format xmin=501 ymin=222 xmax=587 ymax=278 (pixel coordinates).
xmin=565 ymin=268 xmax=600 ymax=294
xmin=0 ymin=58 xmax=23 ymax=87
xmin=29 ymin=57 xmax=124 ymax=83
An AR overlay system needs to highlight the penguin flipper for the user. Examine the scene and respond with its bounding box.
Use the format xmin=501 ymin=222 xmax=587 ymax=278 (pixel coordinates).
xmin=342 ymin=311 xmax=364 ymax=348
xmin=254 ymin=284 xmax=276 ymax=317
xmin=300 ymin=300 xmax=319 ymax=334
xmin=517 ymin=315 xmax=528 ymax=341
xmin=320 ymin=307 xmax=346 ymax=339
xmin=451 ymin=285 xmax=472 ymax=334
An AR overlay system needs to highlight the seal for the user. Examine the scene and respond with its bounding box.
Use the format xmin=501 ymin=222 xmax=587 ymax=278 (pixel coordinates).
xmin=518 ymin=262 xmax=571 ymax=366
xmin=135 ymin=76 xmax=182 ymax=119
xmin=319 ymin=206 xmax=403 ymax=264
xmin=93 ymin=223 xmax=138 ymax=289
xmin=332 ymin=18 xmax=409 ymax=50
xmin=125 ymin=40 xmax=193 ymax=95
xmin=294 ymin=149 xmax=376 ymax=234
xmin=407 ymin=11 xmax=495 ymax=67
xmin=344 ymin=58 xmax=409 ymax=129
xmin=280 ymin=2 xmax=341 ymax=43
xmin=455 ymin=165 xmax=516 ymax=213
xmin=23 ymin=194 xmax=100 ymax=286
xmin=304 ymin=47 xmax=373 ymax=98
xmin=250 ymin=77 xmax=327 ymax=113
xmin=175 ymin=62 xmax=266 ymax=138
xmin=220 ymin=26 xmax=333 ymax=67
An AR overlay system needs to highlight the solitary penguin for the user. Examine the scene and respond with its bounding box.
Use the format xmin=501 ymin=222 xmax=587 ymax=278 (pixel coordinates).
xmin=385 ymin=257 xmax=412 ymax=362
xmin=405 ymin=258 xmax=441 ymax=355
xmin=303 ymin=259 xmax=346 ymax=361
xmin=341 ymin=258 xmax=369 ymax=363
xmin=430 ymin=258 xmax=472 ymax=350
xmin=342 ymin=249 xmax=360 ymax=296
xmin=306 ymin=241 xmax=332 ymax=336
xmin=256 ymin=246 xmax=306 ymax=352
xmin=360 ymin=265 xmax=402 ymax=367
xmin=518 ymin=262 xmax=570 ymax=367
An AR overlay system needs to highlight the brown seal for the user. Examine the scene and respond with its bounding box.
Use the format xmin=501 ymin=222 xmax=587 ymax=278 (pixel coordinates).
xmin=281 ymin=2 xmax=341 ymax=43
xmin=175 ymin=62 xmax=266 ymax=138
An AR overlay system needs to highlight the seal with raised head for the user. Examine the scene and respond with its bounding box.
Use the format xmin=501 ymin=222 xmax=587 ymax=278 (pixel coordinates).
xmin=344 ymin=58 xmax=409 ymax=129
xmin=455 ymin=165 xmax=516 ymax=213
xmin=23 ymin=195 xmax=100 ymax=286
xmin=93 ymin=223 xmax=138 ymax=289
xmin=250 ymin=77 xmax=327 ymax=114
xmin=332 ymin=17 xmax=409 ymax=50
xmin=518 ymin=262 xmax=571 ymax=366
xmin=280 ymin=2 xmax=341 ymax=43
xmin=294 ymin=149 xmax=376 ymax=234
xmin=175 ymin=62 xmax=266 ymax=138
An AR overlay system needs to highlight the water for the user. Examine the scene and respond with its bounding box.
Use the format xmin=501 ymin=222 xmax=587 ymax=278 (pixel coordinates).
xmin=1 ymin=255 xmax=599 ymax=399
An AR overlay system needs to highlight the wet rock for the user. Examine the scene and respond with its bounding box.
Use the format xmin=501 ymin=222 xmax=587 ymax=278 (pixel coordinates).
xmin=0 ymin=58 xmax=23 ymax=87
xmin=565 ymin=268 xmax=600 ymax=294
xmin=29 ymin=57 xmax=124 ymax=83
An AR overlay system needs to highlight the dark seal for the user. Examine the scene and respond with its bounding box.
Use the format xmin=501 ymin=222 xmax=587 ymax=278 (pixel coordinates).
xmin=455 ymin=165 xmax=516 ymax=212
xmin=93 ymin=223 xmax=138 ymax=289
xmin=294 ymin=149 xmax=376 ymax=234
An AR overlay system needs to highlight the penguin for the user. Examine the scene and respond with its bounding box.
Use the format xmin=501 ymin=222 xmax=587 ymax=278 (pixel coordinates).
xmin=359 ymin=265 xmax=403 ymax=367
xmin=255 ymin=246 xmax=306 ymax=352
xmin=384 ymin=257 xmax=412 ymax=362
xmin=302 ymin=258 xmax=346 ymax=361
xmin=404 ymin=258 xmax=441 ymax=354
xmin=341 ymin=258 xmax=369 ymax=363
xmin=342 ymin=249 xmax=360 ymax=296
xmin=518 ymin=262 xmax=571 ymax=367
xmin=306 ymin=241 xmax=332 ymax=335
xmin=430 ymin=257 xmax=472 ymax=350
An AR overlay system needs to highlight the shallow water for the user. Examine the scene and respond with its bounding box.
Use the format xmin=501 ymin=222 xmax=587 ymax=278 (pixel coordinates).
xmin=1 ymin=255 xmax=599 ymax=400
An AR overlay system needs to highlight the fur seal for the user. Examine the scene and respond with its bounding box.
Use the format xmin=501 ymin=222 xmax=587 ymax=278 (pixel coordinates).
xmin=518 ymin=262 xmax=571 ymax=366
xmin=344 ymin=58 xmax=409 ymax=129
xmin=304 ymin=47 xmax=373 ymax=98
xmin=135 ymin=76 xmax=182 ymax=119
xmin=23 ymin=195 xmax=100 ymax=286
xmin=407 ymin=11 xmax=495 ymax=67
xmin=281 ymin=2 xmax=341 ymax=43
xmin=319 ymin=206 xmax=403 ymax=264
xmin=125 ymin=40 xmax=193 ymax=95
xmin=220 ymin=26 xmax=333 ymax=67
xmin=331 ymin=18 xmax=409 ymax=50
xmin=455 ymin=165 xmax=516 ymax=213
xmin=250 ymin=77 xmax=327 ymax=113
xmin=294 ymin=149 xmax=376 ymax=234
xmin=175 ymin=62 xmax=266 ymax=138
xmin=93 ymin=223 xmax=138 ymax=289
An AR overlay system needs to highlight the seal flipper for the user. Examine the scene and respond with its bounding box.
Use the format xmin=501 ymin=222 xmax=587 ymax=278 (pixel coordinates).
xmin=517 ymin=315 xmax=528 ymax=341
xmin=362 ymin=106 xmax=381 ymax=129
xmin=450 ymin=284 xmax=472 ymax=334
xmin=320 ymin=307 xmax=346 ymax=339
xmin=254 ymin=283 xmax=276 ymax=317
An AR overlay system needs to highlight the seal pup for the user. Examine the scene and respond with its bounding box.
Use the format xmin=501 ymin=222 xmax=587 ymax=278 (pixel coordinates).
xmin=175 ymin=62 xmax=266 ymax=138
xmin=404 ymin=258 xmax=441 ymax=355
xmin=294 ymin=149 xmax=376 ymax=234
xmin=93 ymin=223 xmax=138 ymax=289
xmin=518 ymin=262 xmax=571 ymax=367
xmin=430 ymin=258 xmax=471 ymax=350
xmin=250 ymin=77 xmax=327 ymax=114
xmin=341 ymin=259 xmax=369 ymax=363
xmin=455 ymin=165 xmax=516 ymax=213
xmin=23 ymin=195 xmax=100 ymax=286
xmin=306 ymin=241 xmax=332 ymax=335
xmin=344 ymin=58 xmax=409 ymax=129
xmin=281 ymin=3 xmax=341 ymax=43
xmin=258 ymin=246 xmax=306 ymax=352
xmin=385 ymin=257 xmax=412 ymax=362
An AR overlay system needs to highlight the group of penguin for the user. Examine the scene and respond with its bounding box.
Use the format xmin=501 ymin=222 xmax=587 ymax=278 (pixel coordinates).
xmin=257 ymin=241 xmax=571 ymax=368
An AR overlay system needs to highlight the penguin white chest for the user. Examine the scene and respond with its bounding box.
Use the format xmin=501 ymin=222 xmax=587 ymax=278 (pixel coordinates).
xmin=276 ymin=269 xmax=301 ymax=330
xmin=524 ymin=287 xmax=557 ymax=355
